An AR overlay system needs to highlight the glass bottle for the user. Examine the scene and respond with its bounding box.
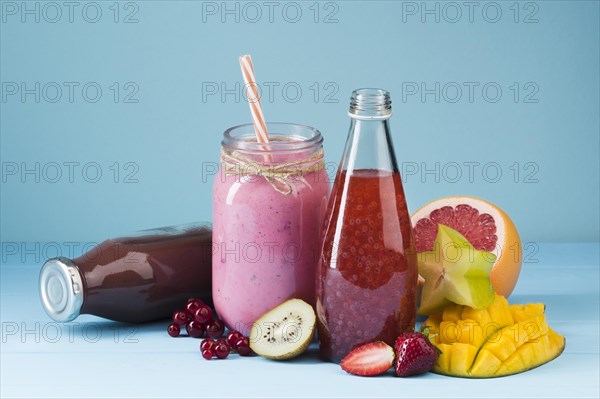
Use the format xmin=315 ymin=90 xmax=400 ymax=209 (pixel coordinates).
xmin=316 ymin=88 xmax=418 ymax=363
xmin=39 ymin=223 xmax=213 ymax=323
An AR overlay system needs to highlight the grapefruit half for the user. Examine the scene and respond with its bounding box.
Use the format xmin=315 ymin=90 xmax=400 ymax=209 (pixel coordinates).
xmin=411 ymin=196 xmax=522 ymax=297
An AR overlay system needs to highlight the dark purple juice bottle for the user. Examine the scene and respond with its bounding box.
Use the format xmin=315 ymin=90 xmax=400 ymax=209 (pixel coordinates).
xmin=39 ymin=223 xmax=212 ymax=323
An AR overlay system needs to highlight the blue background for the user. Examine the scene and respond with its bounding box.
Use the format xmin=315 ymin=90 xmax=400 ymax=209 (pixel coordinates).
xmin=1 ymin=0 xmax=599 ymax=244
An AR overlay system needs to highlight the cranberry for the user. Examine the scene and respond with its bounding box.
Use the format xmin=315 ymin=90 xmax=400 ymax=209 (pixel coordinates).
xmin=167 ymin=323 xmax=180 ymax=337
xmin=206 ymin=319 xmax=225 ymax=339
xmin=172 ymin=310 xmax=188 ymax=325
xmin=194 ymin=305 xmax=213 ymax=324
xmin=201 ymin=349 xmax=214 ymax=360
xmin=214 ymin=342 xmax=230 ymax=359
xmin=226 ymin=331 xmax=243 ymax=348
xmin=186 ymin=320 xmax=205 ymax=338
xmin=186 ymin=299 xmax=204 ymax=315
xmin=235 ymin=337 xmax=251 ymax=356
xmin=200 ymin=338 xmax=215 ymax=352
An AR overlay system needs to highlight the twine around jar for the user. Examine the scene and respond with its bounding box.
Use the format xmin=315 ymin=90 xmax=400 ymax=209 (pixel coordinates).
xmin=220 ymin=148 xmax=325 ymax=195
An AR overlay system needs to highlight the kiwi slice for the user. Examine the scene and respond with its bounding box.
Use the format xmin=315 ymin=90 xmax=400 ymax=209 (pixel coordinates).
xmin=249 ymin=299 xmax=316 ymax=360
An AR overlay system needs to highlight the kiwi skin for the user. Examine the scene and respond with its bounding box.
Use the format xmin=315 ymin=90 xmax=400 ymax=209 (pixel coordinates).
xmin=249 ymin=299 xmax=316 ymax=360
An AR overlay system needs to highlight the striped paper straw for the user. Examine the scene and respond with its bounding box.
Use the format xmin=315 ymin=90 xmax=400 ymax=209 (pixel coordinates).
xmin=239 ymin=54 xmax=270 ymax=145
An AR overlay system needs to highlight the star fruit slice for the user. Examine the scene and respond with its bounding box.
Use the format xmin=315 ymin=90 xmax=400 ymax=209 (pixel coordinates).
xmin=417 ymin=224 xmax=496 ymax=315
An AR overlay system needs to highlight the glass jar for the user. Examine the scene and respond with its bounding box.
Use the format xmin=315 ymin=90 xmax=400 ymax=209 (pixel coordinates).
xmin=212 ymin=122 xmax=329 ymax=333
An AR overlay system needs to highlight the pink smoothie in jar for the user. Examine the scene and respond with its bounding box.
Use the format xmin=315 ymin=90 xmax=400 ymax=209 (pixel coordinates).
xmin=212 ymin=123 xmax=329 ymax=333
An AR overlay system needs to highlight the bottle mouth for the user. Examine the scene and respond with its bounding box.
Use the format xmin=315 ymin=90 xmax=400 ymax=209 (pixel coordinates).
xmin=349 ymin=88 xmax=392 ymax=120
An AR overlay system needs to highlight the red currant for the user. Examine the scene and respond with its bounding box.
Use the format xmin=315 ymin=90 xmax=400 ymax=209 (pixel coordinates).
xmin=172 ymin=310 xmax=188 ymax=325
xmin=194 ymin=305 xmax=213 ymax=324
xmin=186 ymin=299 xmax=204 ymax=315
xmin=206 ymin=319 xmax=225 ymax=339
xmin=235 ymin=337 xmax=251 ymax=356
xmin=201 ymin=349 xmax=214 ymax=360
xmin=167 ymin=323 xmax=180 ymax=337
xmin=200 ymin=338 xmax=215 ymax=352
xmin=186 ymin=320 xmax=205 ymax=338
xmin=214 ymin=342 xmax=230 ymax=359
xmin=215 ymin=338 xmax=229 ymax=348
xmin=226 ymin=331 xmax=243 ymax=348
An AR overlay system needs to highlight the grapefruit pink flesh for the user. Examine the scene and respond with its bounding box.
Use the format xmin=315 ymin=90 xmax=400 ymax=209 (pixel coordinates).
xmin=414 ymin=204 xmax=498 ymax=253
xmin=411 ymin=197 xmax=522 ymax=298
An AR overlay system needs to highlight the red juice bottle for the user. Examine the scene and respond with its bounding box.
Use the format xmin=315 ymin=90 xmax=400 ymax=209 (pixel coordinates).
xmin=316 ymin=88 xmax=418 ymax=362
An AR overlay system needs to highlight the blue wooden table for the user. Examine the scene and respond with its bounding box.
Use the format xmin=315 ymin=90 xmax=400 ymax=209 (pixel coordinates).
xmin=1 ymin=243 xmax=598 ymax=398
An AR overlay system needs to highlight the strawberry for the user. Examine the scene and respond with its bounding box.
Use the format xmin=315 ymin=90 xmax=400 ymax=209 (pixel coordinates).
xmin=340 ymin=341 xmax=395 ymax=377
xmin=394 ymin=332 xmax=439 ymax=377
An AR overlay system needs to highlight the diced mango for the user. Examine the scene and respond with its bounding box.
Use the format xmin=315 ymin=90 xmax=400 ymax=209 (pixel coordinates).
xmin=434 ymin=343 xmax=453 ymax=374
xmin=548 ymin=328 xmax=566 ymax=350
xmin=428 ymin=296 xmax=565 ymax=378
xmin=449 ymin=343 xmax=478 ymax=376
xmin=421 ymin=317 xmax=440 ymax=334
xmin=495 ymin=328 xmax=564 ymax=377
xmin=425 ymin=313 xmax=442 ymax=326
xmin=438 ymin=319 xmax=485 ymax=347
xmin=460 ymin=319 xmax=485 ymax=347
xmin=461 ymin=305 xmax=491 ymax=326
xmin=470 ymin=349 xmax=502 ymax=376
xmin=512 ymin=314 xmax=549 ymax=344
xmin=511 ymin=303 xmax=545 ymax=322
xmin=480 ymin=313 xmax=548 ymax=361
xmin=442 ymin=304 xmax=464 ymax=322
xmin=487 ymin=295 xmax=514 ymax=328
xmin=496 ymin=348 xmax=525 ymax=376
xmin=439 ymin=321 xmax=459 ymax=344
xmin=483 ymin=331 xmax=517 ymax=361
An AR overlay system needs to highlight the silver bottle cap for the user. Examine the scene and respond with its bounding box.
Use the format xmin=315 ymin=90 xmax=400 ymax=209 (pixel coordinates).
xmin=39 ymin=257 xmax=84 ymax=322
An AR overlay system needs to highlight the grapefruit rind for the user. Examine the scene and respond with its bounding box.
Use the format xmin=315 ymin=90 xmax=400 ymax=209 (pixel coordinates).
xmin=411 ymin=196 xmax=522 ymax=297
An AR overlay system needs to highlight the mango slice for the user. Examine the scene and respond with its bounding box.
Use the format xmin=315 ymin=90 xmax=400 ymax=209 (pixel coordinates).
xmin=449 ymin=343 xmax=478 ymax=376
xmin=423 ymin=294 xmax=565 ymax=378
xmin=435 ymin=343 xmax=453 ymax=373
xmin=470 ymin=349 xmax=502 ymax=376
xmin=511 ymin=303 xmax=545 ymax=322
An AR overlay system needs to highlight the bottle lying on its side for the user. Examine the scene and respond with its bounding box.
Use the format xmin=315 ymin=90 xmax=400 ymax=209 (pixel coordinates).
xmin=39 ymin=223 xmax=212 ymax=323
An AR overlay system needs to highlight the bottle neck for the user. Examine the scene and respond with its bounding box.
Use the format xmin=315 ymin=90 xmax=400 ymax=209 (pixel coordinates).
xmin=348 ymin=88 xmax=392 ymax=119
xmin=339 ymin=117 xmax=399 ymax=173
